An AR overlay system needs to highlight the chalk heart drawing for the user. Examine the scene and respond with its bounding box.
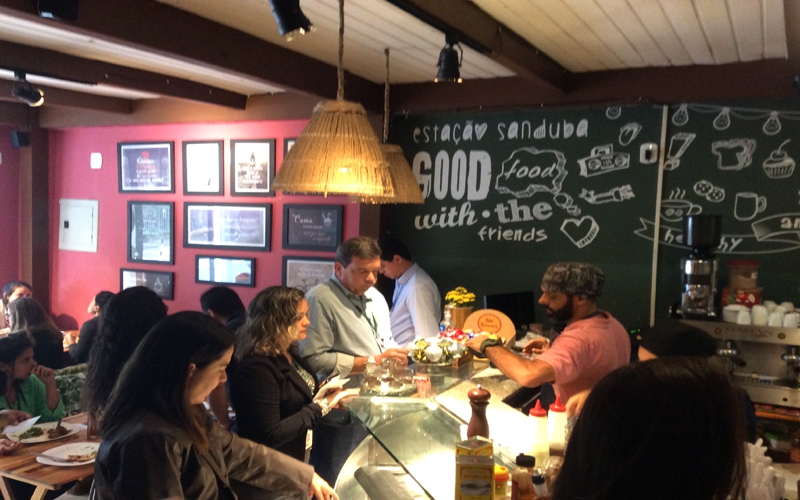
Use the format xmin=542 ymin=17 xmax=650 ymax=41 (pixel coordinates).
xmin=693 ymin=180 xmax=725 ymax=203
xmin=763 ymin=139 xmax=795 ymax=179
xmin=495 ymin=147 xmax=567 ymax=198
xmin=561 ymin=216 xmax=600 ymax=248
xmin=711 ymin=138 xmax=756 ymax=171
xmin=474 ymin=123 xmax=488 ymax=141
xmin=663 ymin=132 xmax=696 ymax=171
xmin=577 ymin=144 xmax=630 ymax=177
xmin=618 ymin=122 xmax=642 ymax=146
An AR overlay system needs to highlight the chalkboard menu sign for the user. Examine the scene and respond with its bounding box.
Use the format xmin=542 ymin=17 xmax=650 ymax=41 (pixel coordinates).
xmin=654 ymin=100 xmax=800 ymax=316
xmin=389 ymin=106 xmax=664 ymax=328
xmin=282 ymin=204 xmax=343 ymax=251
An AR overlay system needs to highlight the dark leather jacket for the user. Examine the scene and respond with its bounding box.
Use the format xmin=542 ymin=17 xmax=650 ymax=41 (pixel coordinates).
xmin=93 ymin=412 xmax=314 ymax=500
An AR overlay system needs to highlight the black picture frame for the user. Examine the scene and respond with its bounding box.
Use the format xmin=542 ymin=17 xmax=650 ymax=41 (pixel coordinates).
xmin=183 ymin=140 xmax=224 ymax=195
xmin=127 ymin=201 xmax=174 ymax=265
xmin=282 ymin=137 xmax=296 ymax=164
xmin=120 ymin=268 xmax=174 ymax=300
xmin=184 ymin=202 xmax=272 ymax=252
xmin=195 ymin=255 xmax=256 ymax=287
xmin=230 ymin=139 xmax=276 ymax=197
xmin=282 ymin=256 xmax=335 ymax=292
xmin=118 ymin=141 xmax=174 ymax=193
xmin=282 ymin=204 xmax=343 ymax=251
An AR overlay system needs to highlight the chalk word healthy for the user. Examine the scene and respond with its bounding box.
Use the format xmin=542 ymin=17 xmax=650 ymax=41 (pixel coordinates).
xmin=412 ymin=150 xmax=492 ymax=201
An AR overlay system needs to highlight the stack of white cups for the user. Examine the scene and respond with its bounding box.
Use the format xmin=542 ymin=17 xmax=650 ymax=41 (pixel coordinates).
xmin=760 ymin=301 xmax=798 ymax=328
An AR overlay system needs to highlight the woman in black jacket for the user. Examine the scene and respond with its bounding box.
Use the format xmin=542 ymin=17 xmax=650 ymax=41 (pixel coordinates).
xmin=229 ymin=286 xmax=344 ymax=463
xmin=94 ymin=311 xmax=336 ymax=500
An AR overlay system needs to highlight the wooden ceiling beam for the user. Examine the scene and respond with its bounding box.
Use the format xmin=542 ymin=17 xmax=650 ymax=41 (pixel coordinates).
xmin=0 ymin=41 xmax=246 ymax=109
xmin=0 ymin=100 xmax=27 ymax=127
xmin=0 ymin=0 xmax=383 ymax=112
xmin=385 ymin=0 xmax=567 ymax=93
xmin=0 ymin=80 xmax=132 ymax=114
xmin=392 ymin=58 xmax=800 ymax=112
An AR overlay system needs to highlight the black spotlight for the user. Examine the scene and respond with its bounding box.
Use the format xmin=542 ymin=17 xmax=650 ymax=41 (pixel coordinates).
xmin=269 ymin=0 xmax=315 ymax=41
xmin=12 ymin=72 xmax=44 ymax=107
xmin=435 ymin=32 xmax=463 ymax=83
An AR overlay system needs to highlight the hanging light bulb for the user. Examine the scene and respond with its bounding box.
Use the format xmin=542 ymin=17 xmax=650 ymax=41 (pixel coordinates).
xmin=763 ymin=111 xmax=782 ymax=135
xmin=713 ymin=107 xmax=731 ymax=130
xmin=671 ymin=104 xmax=689 ymax=126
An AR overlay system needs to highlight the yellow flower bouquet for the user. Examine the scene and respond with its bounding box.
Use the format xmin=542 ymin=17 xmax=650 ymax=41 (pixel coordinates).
xmin=445 ymin=286 xmax=476 ymax=308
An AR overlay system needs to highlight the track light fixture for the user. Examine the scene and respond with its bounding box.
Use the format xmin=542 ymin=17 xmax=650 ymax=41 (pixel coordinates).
xmin=12 ymin=72 xmax=44 ymax=107
xmin=435 ymin=32 xmax=462 ymax=83
xmin=269 ymin=0 xmax=315 ymax=41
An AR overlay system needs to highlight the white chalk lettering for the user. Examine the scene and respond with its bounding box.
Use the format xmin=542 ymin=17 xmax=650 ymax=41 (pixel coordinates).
xmin=477 ymin=226 xmax=547 ymax=242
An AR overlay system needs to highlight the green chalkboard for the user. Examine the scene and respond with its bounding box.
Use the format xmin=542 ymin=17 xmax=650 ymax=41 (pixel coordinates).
xmin=654 ymin=100 xmax=800 ymax=317
xmin=388 ymin=105 xmax=664 ymax=329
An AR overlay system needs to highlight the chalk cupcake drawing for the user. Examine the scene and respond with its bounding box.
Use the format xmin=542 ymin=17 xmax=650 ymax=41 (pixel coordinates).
xmin=762 ymin=139 xmax=795 ymax=179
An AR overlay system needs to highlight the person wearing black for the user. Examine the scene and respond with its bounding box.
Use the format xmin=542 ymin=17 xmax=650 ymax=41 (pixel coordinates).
xmin=201 ymin=286 xmax=247 ymax=430
xmin=228 ymin=287 xmax=345 ymax=463
xmin=200 ymin=286 xmax=247 ymax=332
xmin=67 ymin=291 xmax=114 ymax=364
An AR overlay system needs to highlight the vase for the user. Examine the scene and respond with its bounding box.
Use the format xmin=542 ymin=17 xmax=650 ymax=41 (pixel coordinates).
xmin=450 ymin=306 xmax=473 ymax=330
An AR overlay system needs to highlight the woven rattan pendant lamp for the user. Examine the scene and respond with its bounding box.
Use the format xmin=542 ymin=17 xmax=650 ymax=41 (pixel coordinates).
xmin=273 ymin=0 xmax=394 ymax=197
xmin=353 ymin=49 xmax=424 ymax=205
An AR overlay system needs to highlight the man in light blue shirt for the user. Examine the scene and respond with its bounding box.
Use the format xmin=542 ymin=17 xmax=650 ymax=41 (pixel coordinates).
xmin=378 ymin=236 xmax=442 ymax=347
xmin=301 ymin=236 xmax=408 ymax=379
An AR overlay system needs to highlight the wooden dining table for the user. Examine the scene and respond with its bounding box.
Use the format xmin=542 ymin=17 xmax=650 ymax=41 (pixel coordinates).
xmin=0 ymin=413 xmax=96 ymax=500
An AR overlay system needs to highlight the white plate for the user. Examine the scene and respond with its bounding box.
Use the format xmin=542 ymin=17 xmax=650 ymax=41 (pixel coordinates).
xmin=35 ymin=442 xmax=99 ymax=467
xmin=9 ymin=422 xmax=81 ymax=443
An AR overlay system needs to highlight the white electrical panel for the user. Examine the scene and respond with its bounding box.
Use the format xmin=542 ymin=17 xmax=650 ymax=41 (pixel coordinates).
xmin=59 ymin=199 xmax=99 ymax=252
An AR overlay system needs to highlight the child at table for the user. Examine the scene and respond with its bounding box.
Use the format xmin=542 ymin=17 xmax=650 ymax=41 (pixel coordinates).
xmin=0 ymin=333 xmax=64 ymax=422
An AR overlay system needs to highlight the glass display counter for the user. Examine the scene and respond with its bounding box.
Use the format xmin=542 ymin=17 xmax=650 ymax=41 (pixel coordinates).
xmin=336 ymin=361 xmax=527 ymax=499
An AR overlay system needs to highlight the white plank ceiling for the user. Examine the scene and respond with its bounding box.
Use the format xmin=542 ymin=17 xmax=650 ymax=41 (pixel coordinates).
xmin=473 ymin=0 xmax=788 ymax=72
xmin=0 ymin=0 xmax=790 ymax=99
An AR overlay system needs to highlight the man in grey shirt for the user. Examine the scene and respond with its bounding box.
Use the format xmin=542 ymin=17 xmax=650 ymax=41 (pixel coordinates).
xmin=301 ymin=236 xmax=408 ymax=379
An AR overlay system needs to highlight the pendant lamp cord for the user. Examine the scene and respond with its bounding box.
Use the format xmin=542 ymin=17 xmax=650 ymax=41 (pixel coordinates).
xmin=383 ymin=48 xmax=390 ymax=144
xmin=337 ymin=0 xmax=344 ymax=101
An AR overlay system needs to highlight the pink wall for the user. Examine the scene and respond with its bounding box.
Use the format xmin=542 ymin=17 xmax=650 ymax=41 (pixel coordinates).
xmin=49 ymin=120 xmax=360 ymax=329
xmin=0 ymin=126 xmax=21 ymax=285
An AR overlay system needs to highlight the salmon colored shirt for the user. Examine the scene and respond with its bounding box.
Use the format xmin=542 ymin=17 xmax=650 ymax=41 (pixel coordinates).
xmin=536 ymin=311 xmax=630 ymax=402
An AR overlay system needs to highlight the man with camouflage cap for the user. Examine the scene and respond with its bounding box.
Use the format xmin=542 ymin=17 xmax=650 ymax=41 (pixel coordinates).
xmin=466 ymin=262 xmax=629 ymax=402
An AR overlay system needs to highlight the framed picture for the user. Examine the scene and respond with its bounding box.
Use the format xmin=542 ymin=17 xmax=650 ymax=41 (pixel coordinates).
xmin=282 ymin=256 xmax=335 ymax=292
xmin=231 ymin=139 xmax=276 ymax=196
xmin=283 ymin=137 xmax=296 ymax=161
xmin=118 ymin=142 xmax=174 ymax=193
xmin=282 ymin=204 xmax=343 ymax=251
xmin=184 ymin=202 xmax=272 ymax=251
xmin=127 ymin=201 xmax=174 ymax=265
xmin=195 ymin=255 xmax=256 ymax=287
xmin=183 ymin=140 xmax=223 ymax=195
xmin=120 ymin=269 xmax=174 ymax=300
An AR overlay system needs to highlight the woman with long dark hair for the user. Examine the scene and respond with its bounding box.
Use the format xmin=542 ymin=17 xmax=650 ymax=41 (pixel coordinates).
xmin=94 ymin=311 xmax=338 ymax=500
xmin=553 ymin=357 xmax=746 ymax=500
xmin=229 ymin=286 xmax=347 ymax=462
xmin=7 ymin=297 xmax=65 ymax=369
xmin=82 ymin=286 xmax=167 ymax=422
xmin=0 ymin=333 xmax=63 ymax=421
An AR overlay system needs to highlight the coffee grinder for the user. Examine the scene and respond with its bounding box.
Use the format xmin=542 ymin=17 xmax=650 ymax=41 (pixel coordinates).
xmin=680 ymin=214 xmax=722 ymax=319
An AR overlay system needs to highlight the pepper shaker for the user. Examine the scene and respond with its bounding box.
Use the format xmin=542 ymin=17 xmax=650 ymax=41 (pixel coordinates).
xmin=467 ymin=384 xmax=491 ymax=439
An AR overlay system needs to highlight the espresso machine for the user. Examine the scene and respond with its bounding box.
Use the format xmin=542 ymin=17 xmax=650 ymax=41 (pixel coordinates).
xmin=679 ymin=215 xmax=722 ymax=319
xmin=685 ymin=320 xmax=800 ymax=408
